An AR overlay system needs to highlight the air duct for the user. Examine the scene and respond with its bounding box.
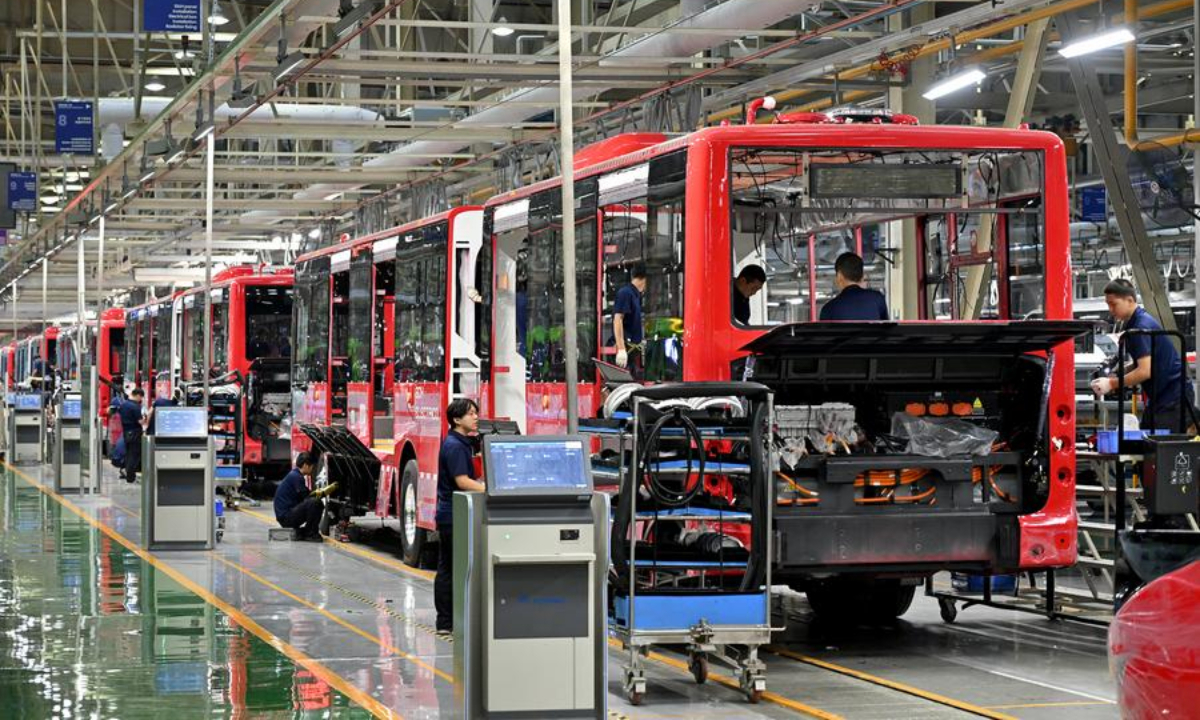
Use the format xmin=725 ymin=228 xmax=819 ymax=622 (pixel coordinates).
xmin=247 ymin=0 xmax=823 ymax=221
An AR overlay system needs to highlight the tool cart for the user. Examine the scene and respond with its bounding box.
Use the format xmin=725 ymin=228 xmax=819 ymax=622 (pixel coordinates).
xmin=582 ymin=381 xmax=774 ymax=705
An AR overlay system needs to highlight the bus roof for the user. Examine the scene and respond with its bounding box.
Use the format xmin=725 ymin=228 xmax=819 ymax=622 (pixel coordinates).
xmin=295 ymin=205 xmax=483 ymax=265
xmin=483 ymin=124 xmax=1066 ymax=209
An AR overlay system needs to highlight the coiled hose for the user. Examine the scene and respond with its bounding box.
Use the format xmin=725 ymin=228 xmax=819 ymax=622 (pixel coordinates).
xmin=641 ymin=408 xmax=707 ymax=508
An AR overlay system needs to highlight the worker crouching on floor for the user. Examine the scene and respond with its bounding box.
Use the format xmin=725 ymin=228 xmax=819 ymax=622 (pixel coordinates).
xmin=435 ymin=398 xmax=484 ymax=639
xmin=274 ymin=451 xmax=336 ymax=541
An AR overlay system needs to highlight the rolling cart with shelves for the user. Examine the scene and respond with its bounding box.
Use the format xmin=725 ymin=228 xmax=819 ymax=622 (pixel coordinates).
xmin=582 ymin=382 xmax=774 ymax=705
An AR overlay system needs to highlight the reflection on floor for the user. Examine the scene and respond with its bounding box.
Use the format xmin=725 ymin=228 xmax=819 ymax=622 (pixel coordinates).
xmin=1 ymin=462 xmax=1121 ymax=719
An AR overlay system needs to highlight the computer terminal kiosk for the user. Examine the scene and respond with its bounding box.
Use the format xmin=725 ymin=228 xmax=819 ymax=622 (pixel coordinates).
xmin=10 ymin=392 xmax=44 ymax=464
xmin=143 ymin=407 xmax=214 ymax=550
xmin=53 ymin=393 xmax=84 ymax=492
xmin=454 ymin=434 xmax=608 ymax=718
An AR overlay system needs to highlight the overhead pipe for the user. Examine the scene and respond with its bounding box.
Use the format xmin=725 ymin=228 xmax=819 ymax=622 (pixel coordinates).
xmin=244 ymin=0 xmax=826 ymax=221
xmin=1125 ymin=0 xmax=1140 ymax=147
xmin=721 ymin=0 xmax=1191 ymax=122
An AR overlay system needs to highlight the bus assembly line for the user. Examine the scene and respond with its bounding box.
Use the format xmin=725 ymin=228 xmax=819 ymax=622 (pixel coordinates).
xmin=4 ymin=1 xmax=1197 ymax=716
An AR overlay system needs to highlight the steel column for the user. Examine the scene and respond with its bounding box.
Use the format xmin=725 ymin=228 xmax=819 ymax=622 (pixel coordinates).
xmin=1058 ymin=9 xmax=1176 ymax=330
xmin=558 ymin=0 xmax=578 ymax=433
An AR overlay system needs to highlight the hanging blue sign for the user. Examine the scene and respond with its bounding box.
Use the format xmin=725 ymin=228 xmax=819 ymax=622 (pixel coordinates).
xmin=144 ymin=0 xmax=202 ymax=33
xmin=1080 ymin=186 xmax=1107 ymax=223
xmin=54 ymin=101 xmax=94 ymax=155
xmin=7 ymin=172 xmax=37 ymax=212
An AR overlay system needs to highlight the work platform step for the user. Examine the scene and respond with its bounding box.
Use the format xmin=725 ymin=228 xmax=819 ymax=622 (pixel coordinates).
xmin=268 ymin=527 xmax=298 ymax=541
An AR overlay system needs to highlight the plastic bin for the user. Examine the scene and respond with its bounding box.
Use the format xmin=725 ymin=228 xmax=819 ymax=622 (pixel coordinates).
xmin=1096 ymin=429 xmax=1168 ymax=454
xmin=951 ymin=572 xmax=1017 ymax=593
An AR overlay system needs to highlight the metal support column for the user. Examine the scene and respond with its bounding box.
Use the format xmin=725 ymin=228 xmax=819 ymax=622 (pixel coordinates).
xmin=557 ymin=0 xmax=578 ymax=433
xmin=963 ymin=17 xmax=1050 ymax=319
xmin=1058 ymin=9 xmax=1175 ymax=330
xmin=1193 ymin=0 xmax=1199 ymax=381
xmin=886 ymin=5 xmax=935 ymax=320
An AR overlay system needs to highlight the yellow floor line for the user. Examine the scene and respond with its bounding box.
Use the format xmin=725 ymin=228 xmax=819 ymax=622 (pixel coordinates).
xmin=237 ymin=505 xmax=436 ymax=581
xmin=3 ymin=461 xmax=399 ymax=720
xmin=767 ymin=647 xmax=1018 ymax=720
xmin=607 ymin=639 xmax=842 ymax=720
xmin=210 ymin=553 xmax=454 ymax=683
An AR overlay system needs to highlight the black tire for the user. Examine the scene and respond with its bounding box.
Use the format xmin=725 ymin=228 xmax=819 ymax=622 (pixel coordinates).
xmin=398 ymin=459 xmax=429 ymax=568
xmin=805 ymin=579 xmax=917 ymax=624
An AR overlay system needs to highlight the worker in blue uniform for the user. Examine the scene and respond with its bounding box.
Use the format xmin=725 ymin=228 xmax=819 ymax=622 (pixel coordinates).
xmin=732 ymin=264 xmax=767 ymax=325
xmin=820 ymin=252 xmax=889 ymax=321
xmin=613 ymin=264 xmax=647 ymax=373
xmin=273 ymin=451 xmax=335 ymax=541
xmin=434 ymin=398 xmax=484 ymax=638
xmin=116 ymin=388 xmax=145 ymax=482
xmin=1091 ymin=278 xmax=1195 ymax=432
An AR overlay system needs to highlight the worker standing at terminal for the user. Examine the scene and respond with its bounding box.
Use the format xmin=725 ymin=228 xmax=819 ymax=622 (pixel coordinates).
xmin=116 ymin=388 xmax=145 ymax=483
xmin=820 ymin=252 xmax=889 ymax=321
xmin=1091 ymin=278 xmax=1195 ymax=433
xmin=435 ymin=398 xmax=484 ymax=638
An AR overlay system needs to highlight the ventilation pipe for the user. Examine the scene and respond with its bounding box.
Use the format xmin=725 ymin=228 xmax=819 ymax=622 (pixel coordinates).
xmin=245 ymin=0 xmax=823 ymax=221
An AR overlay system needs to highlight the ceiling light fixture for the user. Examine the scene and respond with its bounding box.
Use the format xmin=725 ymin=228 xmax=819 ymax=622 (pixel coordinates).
xmin=922 ymin=67 xmax=986 ymax=100
xmin=193 ymin=120 xmax=216 ymax=142
xmin=209 ymin=0 xmax=230 ymax=26
xmin=1058 ymin=27 xmax=1136 ymax=58
xmin=492 ymin=18 xmax=515 ymax=37
xmin=273 ymin=51 xmax=306 ymax=82
xmin=334 ymin=0 xmax=379 ymax=39
xmin=144 ymin=79 xmax=167 ymax=92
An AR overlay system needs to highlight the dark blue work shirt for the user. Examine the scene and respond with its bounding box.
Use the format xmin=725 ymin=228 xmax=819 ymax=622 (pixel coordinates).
xmin=274 ymin=468 xmax=310 ymax=522
xmin=733 ymin=285 xmax=751 ymax=325
xmin=116 ymin=399 xmax=143 ymax=434
xmin=436 ymin=430 xmax=476 ymax=526
xmin=819 ymin=285 xmax=889 ymax=321
xmin=613 ymin=284 xmax=644 ymax=344
xmin=1124 ymin=307 xmax=1191 ymax=414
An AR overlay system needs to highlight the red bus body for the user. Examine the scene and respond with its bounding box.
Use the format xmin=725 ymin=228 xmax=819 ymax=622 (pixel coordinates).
xmin=124 ymin=296 xmax=177 ymax=408
xmin=481 ymin=123 xmax=1078 ymax=579
xmin=173 ymin=266 xmax=294 ymax=486
xmin=292 ymin=207 xmax=487 ymax=563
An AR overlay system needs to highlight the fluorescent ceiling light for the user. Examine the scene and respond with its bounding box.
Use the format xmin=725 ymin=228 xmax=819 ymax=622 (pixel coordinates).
xmin=144 ymin=80 xmax=167 ymax=92
xmin=274 ymin=51 xmax=306 ymax=81
xmin=1058 ymin=27 xmax=1136 ymax=58
xmin=922 ymin=67 xmax=986 ymax=100
xmin=104 ymin=201 xmax=118 ymax=214
xmin=140 ymin=169 xmax=156 ymax=184
xmin=193 ymin=120 xmax=216 ymax=141
xmin=492 ymin=18 xmax=515 ymax=37
xmin=334 ymin=0 xmax=378 ymax=38
xmin=173 ymin=48 xmax=195 ymax=60
xmin=40 ymin=195 xmax=60 ymax=204
xmin=209 ymin=1 xmax=230 ymax=26
xmin=167 ymin=146 xmax=188 ymax=164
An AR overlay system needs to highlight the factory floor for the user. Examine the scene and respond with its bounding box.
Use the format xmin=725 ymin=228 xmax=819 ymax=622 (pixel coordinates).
xmin=1 ymin=459 xmax=1120 ymax=719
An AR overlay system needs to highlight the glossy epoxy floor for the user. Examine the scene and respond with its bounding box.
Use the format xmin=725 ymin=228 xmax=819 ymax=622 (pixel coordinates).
xmin=1 ymin=460 xmax=1122 ymax=719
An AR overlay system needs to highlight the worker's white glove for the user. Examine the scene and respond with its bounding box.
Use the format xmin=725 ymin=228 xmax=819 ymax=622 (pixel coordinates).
xmin=1091 ymin=377 xmax=1116 ymax=396
xmin=615 ymin=349 xmax=628 ymax=368
xmin=466 ymin=288 xmax=483 ymax=303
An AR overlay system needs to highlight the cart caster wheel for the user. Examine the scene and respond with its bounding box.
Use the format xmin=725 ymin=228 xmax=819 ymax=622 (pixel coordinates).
xmin=939 ymin=598 xmax=958 ymax=624
xmin=689 ymin=653 xmax=709 ymax=684
xmin=628 ymin=690 xmax=643 ymax=706
xmin=747 ymin=688 xmax=763 ymax=704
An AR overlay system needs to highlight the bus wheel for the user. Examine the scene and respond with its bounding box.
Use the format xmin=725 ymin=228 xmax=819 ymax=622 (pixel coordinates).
xmin=398 ymin=459 xmax=429 ymax=568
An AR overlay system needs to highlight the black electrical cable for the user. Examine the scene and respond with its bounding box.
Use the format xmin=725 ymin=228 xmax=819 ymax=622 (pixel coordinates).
xmin=641 ymin=407 xmax=706 ymax=508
